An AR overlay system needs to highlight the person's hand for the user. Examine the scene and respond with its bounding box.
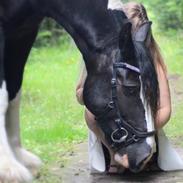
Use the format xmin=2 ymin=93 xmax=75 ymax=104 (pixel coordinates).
xmin=76 ymin=88 xmax=84 ymax=105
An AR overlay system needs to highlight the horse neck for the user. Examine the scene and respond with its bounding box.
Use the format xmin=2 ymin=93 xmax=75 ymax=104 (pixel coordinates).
xmin=42 ymin=0 xmax=123 ymax=63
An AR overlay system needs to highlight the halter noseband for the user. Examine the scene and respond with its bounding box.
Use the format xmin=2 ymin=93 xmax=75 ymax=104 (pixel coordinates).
xmin=96 ymin=62 xmax=156 ymax=151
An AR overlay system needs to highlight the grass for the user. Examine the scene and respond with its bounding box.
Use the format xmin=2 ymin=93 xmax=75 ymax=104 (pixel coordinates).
xmin=156 ymin=33 xmax=183 ymax=75
xmin=21 ymin=41 xmax=87 ymax=167
xmin=20 ymin=31 xmax=183 ymax=182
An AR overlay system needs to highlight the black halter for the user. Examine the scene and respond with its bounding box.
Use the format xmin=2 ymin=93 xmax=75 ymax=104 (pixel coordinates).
xmin=96 ymin=62 xmax=156 ymax=152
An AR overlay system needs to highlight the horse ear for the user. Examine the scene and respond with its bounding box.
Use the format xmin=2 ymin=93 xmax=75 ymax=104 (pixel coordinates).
xmin=119 ymin=21 xmax=133 ymax=52
xmin=133 ymin=21 xmax=152 ymax=46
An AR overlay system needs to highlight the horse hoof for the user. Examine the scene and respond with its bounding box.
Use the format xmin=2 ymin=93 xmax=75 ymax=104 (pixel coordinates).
xmin=15 ymin=148 xmax=42 ymax=173
xmin=0 ymin=157 xmax=32 ymax=183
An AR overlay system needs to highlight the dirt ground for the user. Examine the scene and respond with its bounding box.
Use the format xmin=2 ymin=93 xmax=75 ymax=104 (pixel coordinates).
xmin=54 ymin=143 xmax=183 ymax=183
xmin=169 ymin=74 xmax=183 ymax=108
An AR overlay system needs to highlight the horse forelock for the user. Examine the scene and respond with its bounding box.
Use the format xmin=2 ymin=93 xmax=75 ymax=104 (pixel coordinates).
xmin=134 ymin=41 xmax=159 ymax=119
xmin=107 ymin=0 xmax=123 ymax=10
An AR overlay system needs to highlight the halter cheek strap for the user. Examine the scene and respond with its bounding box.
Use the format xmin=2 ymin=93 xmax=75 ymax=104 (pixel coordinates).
xmin=96 ymin=62 xmax=155 ymax=152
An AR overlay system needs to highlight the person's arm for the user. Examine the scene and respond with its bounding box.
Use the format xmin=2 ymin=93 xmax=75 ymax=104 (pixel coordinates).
xmin=76 ymin=63 xmax=87 ymax=105
xmin=155 ymin=63 xmax=171 ymax=129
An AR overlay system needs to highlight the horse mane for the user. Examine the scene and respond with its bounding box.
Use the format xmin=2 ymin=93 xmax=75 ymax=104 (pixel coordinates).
xmin=134 ymin=41 xmax=159 ymax=118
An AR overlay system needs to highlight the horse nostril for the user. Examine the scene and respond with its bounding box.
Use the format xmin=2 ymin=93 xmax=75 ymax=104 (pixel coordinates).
xmin=125 ymin=141 xmax=153 ymax=173
xmin=130 ymin=151 xmax=153 ymax=173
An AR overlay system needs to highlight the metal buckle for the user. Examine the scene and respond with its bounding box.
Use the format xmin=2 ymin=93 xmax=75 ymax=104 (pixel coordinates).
xmin=111 ymin=128 xmax=128 ymax=143
xmin=132 ymin=135 xmax=139 ymax=142
xmin=115 ymin=118 xmax=121 ymax=124
xmin=111 ymin=78 xmax=117 ymax=86
xmin=108 ymin=101 xmax=114 ymax=109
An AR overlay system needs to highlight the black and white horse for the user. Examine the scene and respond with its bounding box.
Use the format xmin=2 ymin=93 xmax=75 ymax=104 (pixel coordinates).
xmin=0 ymin=0 xmax=158 ymax=182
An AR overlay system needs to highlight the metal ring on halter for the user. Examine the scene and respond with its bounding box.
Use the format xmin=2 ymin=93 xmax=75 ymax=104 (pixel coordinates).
xmin=111 ymin=127 xmax=128 ymax=143
xmin=108 ymin=101 xmax=115 ymax=109
xmin=132 ymin=135 xmax=139 ymax=142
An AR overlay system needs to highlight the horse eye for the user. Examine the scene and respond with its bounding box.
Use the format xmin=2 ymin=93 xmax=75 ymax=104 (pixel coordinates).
xmin=123 ymin=86 xmax=139 ymax=96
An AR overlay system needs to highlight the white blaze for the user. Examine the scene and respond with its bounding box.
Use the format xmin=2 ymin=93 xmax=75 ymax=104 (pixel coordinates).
xmin=140 ymin=79 xmax=156 ymax=153
xmin=107 ymin=0 xmax=123 ymax=10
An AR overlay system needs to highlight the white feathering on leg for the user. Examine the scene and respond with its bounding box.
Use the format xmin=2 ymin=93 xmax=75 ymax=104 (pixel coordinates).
xmin=0 ymin=81 xmax=8 ymax=114
xmin=6 ymin=90 xmax=42 ymax=177
xmin=0 ymin=82 xmax=32 ymax=183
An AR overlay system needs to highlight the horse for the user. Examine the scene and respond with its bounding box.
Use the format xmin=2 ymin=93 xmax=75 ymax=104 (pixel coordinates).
xmin=0 ymin=0 xmax=158 ymax=182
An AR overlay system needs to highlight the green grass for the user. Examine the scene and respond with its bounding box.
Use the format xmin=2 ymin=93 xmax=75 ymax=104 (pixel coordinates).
xmin=21 ymin=42 xmax=87 ymax=164
xmin=155 ymin=33 xmax=183 ymax=75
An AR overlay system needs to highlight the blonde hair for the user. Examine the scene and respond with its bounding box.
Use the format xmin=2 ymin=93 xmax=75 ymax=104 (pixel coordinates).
xmin=123 ymin=2 xmax=167 ymax=73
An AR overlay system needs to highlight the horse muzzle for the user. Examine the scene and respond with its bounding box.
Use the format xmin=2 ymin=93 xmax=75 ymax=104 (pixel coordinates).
xmin=115 ymin=138 xmax=154 ymax=172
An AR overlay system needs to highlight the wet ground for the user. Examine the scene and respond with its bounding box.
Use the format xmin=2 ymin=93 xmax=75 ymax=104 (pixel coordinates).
xmin=60 ymin=143 xmax=183 ymax=183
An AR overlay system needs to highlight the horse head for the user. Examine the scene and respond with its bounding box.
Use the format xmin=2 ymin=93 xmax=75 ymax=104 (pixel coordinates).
xmin=45 ymin=0 xmax=158 ymax=172
xmin=83 ymin=19 xmax=158 ymax=172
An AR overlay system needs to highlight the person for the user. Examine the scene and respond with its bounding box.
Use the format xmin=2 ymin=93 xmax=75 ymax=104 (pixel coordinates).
xmin=76 ymin=2 xmax=183 ymax=173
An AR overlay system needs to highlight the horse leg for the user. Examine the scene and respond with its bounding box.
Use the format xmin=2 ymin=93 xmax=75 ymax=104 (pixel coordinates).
xmin=6 ymin=90 xmax=42 ymax=176
xmin=0 ymin=23 xmax=33 ymax=183
xmin=5 ymin=25 xmax=42 ymax=179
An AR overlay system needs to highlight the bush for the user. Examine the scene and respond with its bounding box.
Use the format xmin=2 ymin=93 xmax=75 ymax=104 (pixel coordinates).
xmin=35 ymin=18 xmax=68 ymax=47
xmin=139 ymin=0 xmax=183 ymax=30
xmin=36 ymin=1 xmax=183 ymax=46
